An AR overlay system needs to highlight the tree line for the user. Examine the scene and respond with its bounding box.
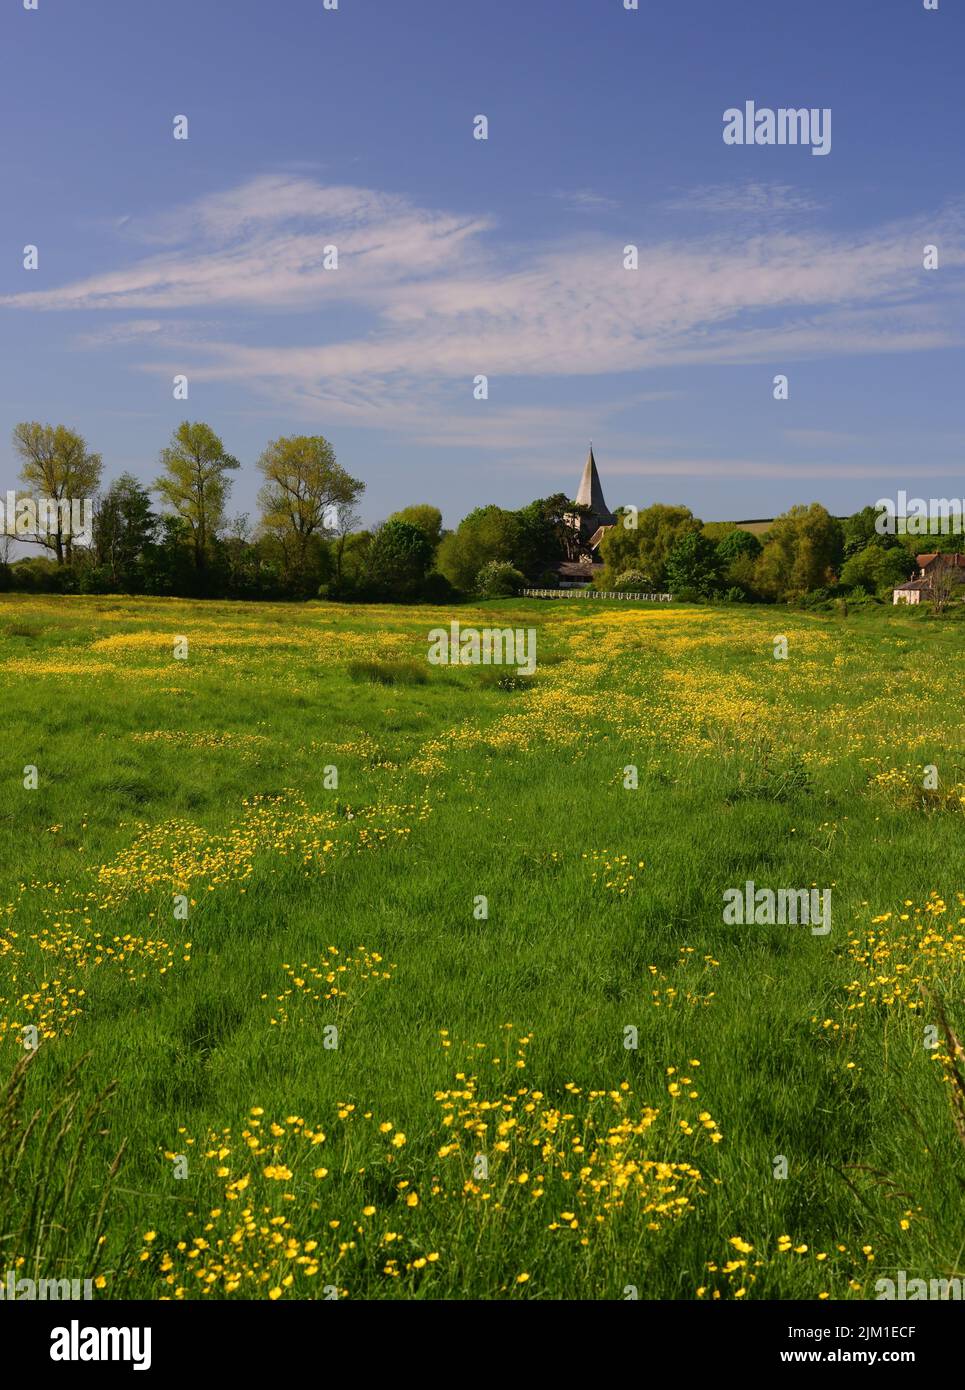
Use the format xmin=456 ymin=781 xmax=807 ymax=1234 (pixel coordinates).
xmin=2 ymin=421 xmax=364 ymax=600
xmin=0 ymin=419 xmax=586 ymax=602
xmin=594 ymin=502 xmax=929 ymax=606
xmin=0 ymin=420 xmax=950 ymax=605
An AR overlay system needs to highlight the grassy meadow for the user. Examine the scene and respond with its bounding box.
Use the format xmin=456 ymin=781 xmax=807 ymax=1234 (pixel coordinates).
xmin=1 ymin=592 xmax=963 ymax=1301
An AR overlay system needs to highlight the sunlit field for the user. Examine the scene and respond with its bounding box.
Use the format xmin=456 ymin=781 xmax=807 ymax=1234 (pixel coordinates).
xmin=1 ymin=593 xmax=962 ymax=1300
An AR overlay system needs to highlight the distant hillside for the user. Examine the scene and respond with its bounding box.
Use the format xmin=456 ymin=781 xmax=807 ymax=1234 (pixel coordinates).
xmin=714 ymin=517 xmax=849 ymax=538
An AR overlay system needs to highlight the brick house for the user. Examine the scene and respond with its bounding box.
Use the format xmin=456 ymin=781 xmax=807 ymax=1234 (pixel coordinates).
xmin=893 ymin=552 xmax=965 ymax=605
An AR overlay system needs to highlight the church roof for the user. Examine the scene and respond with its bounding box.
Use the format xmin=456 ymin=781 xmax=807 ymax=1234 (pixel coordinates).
xmin=575 ymin=446 xmax=616 ymax=524
xmin=588 ymin=524 xmax=614 ymax=549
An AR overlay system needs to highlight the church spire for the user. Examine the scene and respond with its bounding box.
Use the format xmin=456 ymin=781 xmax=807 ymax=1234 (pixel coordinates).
xmin=575 ymin=444 xmax=614 ymax=523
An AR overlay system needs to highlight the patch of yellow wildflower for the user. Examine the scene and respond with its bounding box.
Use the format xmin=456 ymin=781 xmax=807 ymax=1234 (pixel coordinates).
xmin=265 ymin=946 xmax=396 ymax=1027
xmin=647 ymin=946 xmax=720 ymax=1009
xmin=94 ymin=791 xmax=429 ymax=905
xmin=0 ymin=923 xmax=190 ymax=1047
xmin=867 ymin=765 xmax=965 ymax=813
xmin=697 ymin=1235 xmax=878 ymax=1300
xmin=130 ymin=730 xmax=270 ymax=760
xmin=842 ymin=894 xmax=965 ymax=1015
xmin=138 ymin=1035 xmax=722 ymax=1298
xmin=582 ymin=850 xmax=644 ymax=895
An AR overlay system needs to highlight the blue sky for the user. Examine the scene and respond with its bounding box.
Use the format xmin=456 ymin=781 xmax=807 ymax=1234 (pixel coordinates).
xmin=2 ymin=0 xmax=963 ymax=529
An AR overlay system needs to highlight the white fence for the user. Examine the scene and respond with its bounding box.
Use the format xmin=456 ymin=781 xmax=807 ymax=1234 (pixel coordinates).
xmin=522 ymin=588 xmax=672 ymax=602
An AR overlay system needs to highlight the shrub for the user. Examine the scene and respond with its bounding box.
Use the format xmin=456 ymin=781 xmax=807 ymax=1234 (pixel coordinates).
xmin=9 ymin=556 xmax=63 ymax=592
xmin=613 ymin=569 xmax=653 ymax=592
xmin=794 ymin=586 xmax=835 ymax=610
xmin=77 ymin=565 xmax=116 ymax=595
xmin=475 ymin=560 xmax=526 ymax=598
xmin=322 ymin=574 xmax=362 ymax=602
xmin=421 ymin=570 xmax=457 ymax=603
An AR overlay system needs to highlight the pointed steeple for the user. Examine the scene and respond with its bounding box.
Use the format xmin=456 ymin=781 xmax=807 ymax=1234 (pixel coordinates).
xmin=575 ymin=445 xmax=615 ymax=524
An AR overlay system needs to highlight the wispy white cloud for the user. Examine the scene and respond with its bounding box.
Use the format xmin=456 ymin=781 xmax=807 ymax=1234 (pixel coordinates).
xmin=5 ymin=175 xmax=490 ymax=308
xmin=550 ymin=188 xmax=622 ymax=213
xmin=5 ymin=175 xmax=965 ymax=443
xmin=661 ymin=181 xmax=823 ymax=216
xmin=72 ymin=318 xmax=214 ymax=349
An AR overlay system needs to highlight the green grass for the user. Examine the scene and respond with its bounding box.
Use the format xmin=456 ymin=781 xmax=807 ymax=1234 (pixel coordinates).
xmin=0 ymin=592 xmax=962 ymax=1300
xmin=348 ymin=657 xmax=429 ymax=686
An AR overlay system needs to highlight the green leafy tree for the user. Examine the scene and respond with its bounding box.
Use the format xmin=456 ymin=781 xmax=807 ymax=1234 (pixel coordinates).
xmin=842 ymin=505 xmax=904 ymax=558
xmin=155 ymin=421 xmax=239 ymax=575
xmin=716 ymin=528 xmax=762 ymax=565
xmin=436 ymin=506 xmax=521 ymax=590
xmin=386 ymin=505 xmax=443 ymax=554
xmin=92 ymin=473 xmax=158 ymax=590
xmin=363 ymin=519 xmax=433 ymax=600
xmin=513 ymin=494 xmax=574 ymax=575
xmin=598 ymin=504 xmax=702 ymax=588
xmin=839 ymin=543 xmax=914 ymax=593
xmin=328 ymin=508 xmax=364 ymax=591
xmin=12 ymin=422 xmax=103 ymax=564
xmin=665 ymin=531 xmax=723 ymax=597
xmin=258 ymin=434 xmax=363 ymax=588
xmin=701 ymin=521 xmax=737 ymax=543
xmin=140 ymin=515 xmax=197 ymax=596
xmin=753 ymin=504 xmax=843 ymax=600
xmin=715 ymin=528 xmax=763 ymax=598
xmin=331 ymin=530 xmax=372 ymax=592
xmin=7 ymin=556 xmax=64 ymax=593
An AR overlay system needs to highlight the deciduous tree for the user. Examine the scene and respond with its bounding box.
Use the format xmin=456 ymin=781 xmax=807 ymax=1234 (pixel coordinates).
xmin=92 ymin=473 xmax=158 ymax=589
xmin=753 ymin=504 xmax=843 ymax=600
xmin=436 ymin=506 xmax=521 ymax=591
xmin=598 ymin=504 xmax=701 ymax=588
xmin=12 ymin=422 xmax=103 ymax=564
xmin=155 ymin=421 xmax=239 ymax=575
xmin=257 ymin=434 xmax=363 ymax=586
